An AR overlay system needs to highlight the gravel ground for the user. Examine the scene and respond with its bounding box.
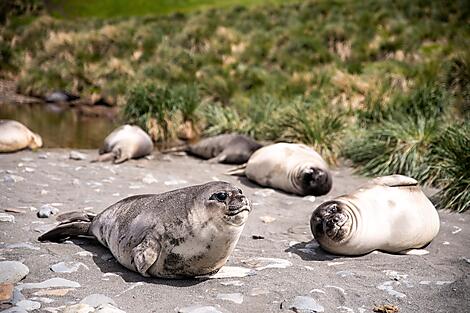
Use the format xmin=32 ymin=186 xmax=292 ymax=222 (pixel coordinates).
xmin=0 ymin=149 xmax=468 ymax=313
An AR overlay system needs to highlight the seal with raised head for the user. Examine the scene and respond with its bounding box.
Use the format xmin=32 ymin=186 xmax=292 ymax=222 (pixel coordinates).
xmin=166 ymin=134 xmax=262 ymax=164
xmin=38 ymin=181 xmax=252 ymax=278
xmin=94 ymin=124 xmax=153 ymax=164
xmin=310 ymin=175 xmax=440 ymax=255
xmin=0 ymin=120 xmax=43 ymax=153
xmin=230 ymin=143 xmax=332 ymax=196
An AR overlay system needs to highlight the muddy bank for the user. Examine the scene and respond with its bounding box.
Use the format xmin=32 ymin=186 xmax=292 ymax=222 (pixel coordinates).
xmin=0 ymin=149 xmax=468 ymax=312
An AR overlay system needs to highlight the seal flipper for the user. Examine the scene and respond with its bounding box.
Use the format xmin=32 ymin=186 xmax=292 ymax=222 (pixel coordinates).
xmin=132 ymin=235 xmax=161 ymax=277
xmin=38 ymin=211 xmax=94 ymax=242
xmin=226 ymin=163 xmax=247 ymax=176
xmin=372 ymin=175 xmax=418 ymax=187
xmin=91 ymin=152 xmax=114 ymax=163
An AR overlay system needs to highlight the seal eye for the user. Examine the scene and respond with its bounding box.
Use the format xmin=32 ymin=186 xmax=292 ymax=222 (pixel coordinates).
xmin=237 ymin=188 xmax=243 ymax=194
xmin=210 ymin=192 xmax=228 ymax=202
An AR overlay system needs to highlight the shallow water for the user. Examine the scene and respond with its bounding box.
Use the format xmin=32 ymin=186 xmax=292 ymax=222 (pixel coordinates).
xmin=0 ymin=102 xmax=119 ymax=148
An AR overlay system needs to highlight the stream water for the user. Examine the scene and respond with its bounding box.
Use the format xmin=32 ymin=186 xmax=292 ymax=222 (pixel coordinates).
xmin=0 ymin=102 xmax=119 ymax=148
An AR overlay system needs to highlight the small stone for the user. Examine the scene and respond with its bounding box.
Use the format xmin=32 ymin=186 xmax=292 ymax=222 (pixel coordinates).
xmin=203 ymin=266 xmax=255 ymax=279
xmin=100 ymin=253 xmax=115 ymax=262
xmin=177 ymin=305 xmax=223 ymax=313
xmin=3 ymin=174 xmax=24 ymax=183
xmin=38 ymin=154 xmax=48 ymax=159
xmin=40 ymin=189 xmax=49 ymax=195
xmin=3 ymin=243 xmax=39 ymax=250
xmin=2 ymin=307 xmax=29 ymax=313
xmin=69 ymin=151 xmax=88 ymax=161
xmin=216 ymin=293 xmax=243 ymax=304
xmin=336 ymin=271 xmax=354 ymax=278
xmin=24 ymin=167 xmax=35 ymax=173
xmin=302 ymin=196 xmax=316 ymax=202
xmin=16 ymin=299 xmax=41 ymax=311
xmin=72 ymin=179 xmax=80 ymax=186
xmin=0 ymin=261 xmax=29 ymax=284
xmin=251 ymin=235 xmax=264 ymax=240
xmin=33 ymin=288 xmax=73 ymax=297
xmin=4 ymin=208 xmax=26 ymax=214
xmin=219 ymin=280 xmax=243 ymax=287
xmin=250 ymin=288 xmax=270 ymax=296
xmin=50 ymin=262 xmax=89 ymax=273
xmin=260 ymin=215 xmax=276 ymax=223
xmin=0 ymin=283 xmax=14 ymax=301
xmin=63 ymin=303 xmax=94 ymax=313
xmin=0 ymin=213 xmax=15 ymax=223
xmin=80 ymin=294 xmax=116 ymax=307
xmin=242 ymin=257 xmax=292 ymax=270
xmin=142 ymin=174 xmax=158 ymax=184
xmin=37 ymin=204 xmax=59 ymax=218
xmin=17 ymin=277 xmax=80 ymax=290
xmin=288 ymin=296 xmax=324 ymax=313
xmin=95 ymin=303 xmax=126 ymax=313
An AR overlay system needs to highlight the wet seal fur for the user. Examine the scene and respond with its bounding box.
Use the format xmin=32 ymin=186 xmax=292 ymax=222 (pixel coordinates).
xmin=38 ymin=181 xmax=252 ymax=278
xmin=230 ymin=143 xmax=332 ymax=196
xmin=310 ymin=175 xmax=440 ymax=255
xmin=0 ymin=120 xmax=43 ymax=152
xmin=93 ymin=124 xmax=153 ymax=164
xmin=166 ymin=134 xmax=262 ymax=164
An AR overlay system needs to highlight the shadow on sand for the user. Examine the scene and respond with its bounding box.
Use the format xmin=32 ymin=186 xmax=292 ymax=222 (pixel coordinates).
xmin=285 ymin=240 xmax=344 ymax=261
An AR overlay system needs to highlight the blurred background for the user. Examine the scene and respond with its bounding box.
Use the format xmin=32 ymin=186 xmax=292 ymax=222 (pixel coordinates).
xmin=0 ymin=0 xmax=468 ymax=211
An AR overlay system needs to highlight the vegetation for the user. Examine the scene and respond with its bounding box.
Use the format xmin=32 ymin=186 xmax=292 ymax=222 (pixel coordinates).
xmin=0 ymin=0 xmax=469 ymax=211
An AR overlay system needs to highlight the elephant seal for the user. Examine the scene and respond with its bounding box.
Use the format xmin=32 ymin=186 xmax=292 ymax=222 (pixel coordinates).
xmin=38 ymin=181 xmax=252 ymax=278
xmin=230 ymin=143 xmax=332 ymax=196
xmin=310 ymin=175 xmax=440 ymax=255
xmin=0 ymin=120 xmax=43 ymax=152
xmin=94 ymin=125 xmax=153 ymax=164
xmin=165 ymin=134 xmax=262 ymax=164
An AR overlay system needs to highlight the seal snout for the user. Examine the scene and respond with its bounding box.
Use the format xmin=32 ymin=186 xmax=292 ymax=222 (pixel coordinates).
xmin=310 ymin=203 xmax=349 ymax=242
xmin=301 ymin=167 xmax=332 ymax=196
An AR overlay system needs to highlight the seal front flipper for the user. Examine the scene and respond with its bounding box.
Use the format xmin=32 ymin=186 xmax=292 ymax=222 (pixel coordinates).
xmin=38 ymin=211 xmax=94 ymax=242
xmin=372 ymin=175 xmax=418 ymax=187
xmin=226 ymin=163 xmax=247 ymax=176
xmin=132 ymin=235 xmax=161 ymax=277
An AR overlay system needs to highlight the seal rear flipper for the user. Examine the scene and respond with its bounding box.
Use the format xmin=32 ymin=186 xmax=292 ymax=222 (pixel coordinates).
xmin=132 ymin=236 xmax=161 ymax=277
xmin=91 ymin=152 xmax=114 ymax=163
xmin=38 ymin=221 xmax=92 ymax=242
xmin=56 ymin=211 xmax=96 ymax=223
xmin=372 ymin=175 xmax=418 ymax=187
xmin=161 ymin=145 xmax=188 ymax=154
xmin=226 ymin=163 xmax=247 ymax=176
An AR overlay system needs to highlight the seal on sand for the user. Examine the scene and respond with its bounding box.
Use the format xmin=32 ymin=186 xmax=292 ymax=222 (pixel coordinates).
xmin=310 ymin=175 xmax=440 ymax=255
xmin=94 ymin=124 xmax=153 ymax=164
xmin=0 ymin=120 xmax=43 ymax=152
xmin=165 ymin=134 xmax=262 ymax=164
xmin=229 ymin=143 xmax=332 ymax=196
xmin=38 ymin=181 xmax=252 ymax=278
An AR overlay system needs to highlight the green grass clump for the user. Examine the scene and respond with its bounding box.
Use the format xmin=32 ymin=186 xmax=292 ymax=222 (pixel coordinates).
xmin=432 ymin=123 xmax=470 ymax=212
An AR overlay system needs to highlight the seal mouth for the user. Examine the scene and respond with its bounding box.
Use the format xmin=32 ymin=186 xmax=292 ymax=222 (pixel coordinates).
xmin=311 ymin=202 xmax=351 ymax=243
xmin=226 ymin=205 xmax=251 ymax=216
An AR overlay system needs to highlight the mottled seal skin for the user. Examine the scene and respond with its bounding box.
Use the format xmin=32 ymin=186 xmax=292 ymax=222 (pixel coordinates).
xmin=186 ymin=134 xmax=263 ymax=164
xmin=95 ymin=124 xmax=153 ymax=164
xmin=310 ymin=175 xmax=440 ymax=255
xmin=38 ymin=182 xmax=252 ymax=278
xmin=0 ymin=120 xmax=43 ymax=152
xmin=245 ymin=143 xmax=332 ymax=196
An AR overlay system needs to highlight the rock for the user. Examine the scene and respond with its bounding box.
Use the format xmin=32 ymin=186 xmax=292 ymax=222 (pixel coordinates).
xmin=259 ymin=215 xmax=276 ymax=223
xmin=63 ymin=304 xmax=95 ymax=313
xmin=3 ymin=208 xmax=26 ymax=214
xmin=45 ymin=91 xmax=79 ymax=103
xmin=242 ymin=257 xmax=292 ymax=270
xmin=33 ymin=288 xmax=73 ymax=297
xmin=249 ymin=288 xmax=270 ymax=296
xmin=50 ymin=261 xmax=89 ymax=273
xmin=177 ymin=305 xmax=223 ymax=313
xmin=0 ymin=261 xmax=29 ymax=284
xmin=3 ymin=174 xmax=24 ymax=183
xmin=0 ymin=213 xmax=15 ymax=223
xmin=70 ymin=151 xmax=88 ymax=161
xmin=142 ymin=174 xmax=158 ymax=184
xmin=219 ymin=280 xmax=244 ymax=287
xmin=11 ymin=287 xmax=25 ymax=304
xmin=1 ymin=307 xmax=29 ymax=313
xmin=17 ymin=278 xmax=80 ymax=290
xmin=37 ymin=204 xmax=59 ymax=218
xmin=302 ymin=196 xmax=316 ymax=202
xmin=15 ymin=300 xmax=41 ymax=311
xmin=0 ymin=283 xmax=14 ymax=302
xmin=3 ymin=243 xmax=39 ymax=250
xmin=80 ymin=294 xmax=116 ymax=307
xmin=216 ymin=293 xmax=243 ymax=304
xmin=95 ymin=303 xmax=126 ymax=313
xmin=287 ymin=296 xmax=324 ymax=313
xmin=203 ymin=266 xmax=255 ymax=279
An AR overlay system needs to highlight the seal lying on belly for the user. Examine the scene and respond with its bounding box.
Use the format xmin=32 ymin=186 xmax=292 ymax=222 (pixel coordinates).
xmin=38 ymin=182 xmax=252 ymax=278
xmin=310 ymin=175 xmax=440 ymax=255
xmin=165 ymin=134 xmax=262 ymax=164
xmin=94 ymin=125 xmax=153 ymax=164
xmin=230 ymin=143 xmax=332 ymax=196
xmin=0 ymin=120 xmax=43 ymax=152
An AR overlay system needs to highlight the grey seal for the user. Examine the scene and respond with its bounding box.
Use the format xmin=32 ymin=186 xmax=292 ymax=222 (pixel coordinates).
xmin=0 ymin=120 xmax=43 ymax=152
xmin=310 ymin=175 xmax=440 ymax=255
xmin=165 ymin=134 xmax=262 ymax=164
xmin=94 ymin=124 xmax=153 ymax=164
xmin=229 ymin=143 xmax=332 ymax=196
xmin=38 ymin=181 xmax=252 ymax=278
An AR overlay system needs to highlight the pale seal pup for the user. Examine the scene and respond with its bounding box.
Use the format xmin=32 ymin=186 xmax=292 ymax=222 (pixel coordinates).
xmin=310 ymin=175 xmax=440 ymax=255
xmin=0 ymin=120 xmax=43 ymax=152
xmin=165 ymin=134 xmax=262 ymax=164
xmin=38 ymin=181 xmax=252 ymax=278
xmin=231 ymin=143 xmax=332 ymax=196
xmin=94 ymin=124 xmax=153 ymax=164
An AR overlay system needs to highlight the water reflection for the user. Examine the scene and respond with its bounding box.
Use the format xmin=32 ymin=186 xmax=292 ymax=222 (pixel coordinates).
xmin=0 ymin=102 xmax=119 ymax=148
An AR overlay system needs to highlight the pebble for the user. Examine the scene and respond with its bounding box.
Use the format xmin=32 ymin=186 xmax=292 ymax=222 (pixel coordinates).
xmin=259 ymin=215 xmax=276 ymax=223
xmin=203 ymin=266 xmax=255 ymax=278
xmin=3 ymin=174 xmax=25 ymax=183
xmin=2 ymin=307 xmax=29 ymax=313
xmin=142 ymin=174 xmax=158 ymax=184
xmin=0 ymin=283 xmax=14 ymax=301
xmin=219 ymin=280 xmax=244 ymax=287
xmin=70 ymin=151 xmax=88 ymax=160
xmin=287 ymin=296 xmax=324 ymax=313
xmin=16 ymin=299 xmax=41 ymax=311
xmin=80 ymin=294 xmax=116 ymax=307
xmin=33 ymin=288 xmax=73 ymax=297
xmin=50 ymin=261 xmax=89 ymax=273
xmin=216 ymin=293 xmax=243 ymax=304
xmin=37 ymin=204 xmax=59 ymax=218
xmin=0 ymin=212 xmax=15 ymax=223
xmin=4 ymin=242 xmax=40 ymax=250
xmin=302 ymin=196 xmax=316 ymax=202
xmin=164 ymin=179 xmax=188 ymax=186
xmin=336 ymin=271 xmax=354 ymax=278
xmin=0 ymin=261 xmax=29 ymax=284
xmin=177 ymin=305 xmax=223 ymax=313
xmin=17 ymin=277 xmax=80 ymax=290
xmin=63 ymin=304 xmax=95 ymax=313
xmin=242 ymin=257 xmax=292 ymax=270
xmin=250 ymin=288 xmax=270 ymax=296
xmin=95 ymin=303 xmax=126 ymax=313
xmin=377 ymin=281 xmax=406 ymax=298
